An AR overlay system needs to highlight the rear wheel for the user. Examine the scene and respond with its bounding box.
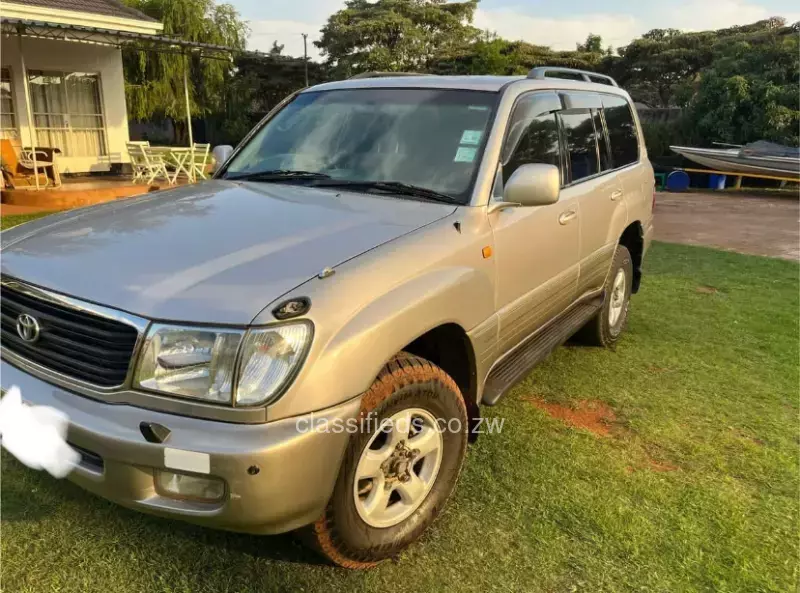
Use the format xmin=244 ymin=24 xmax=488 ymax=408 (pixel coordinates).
xmin=304 ymin=353 xmax=468 ymax=569
xmin=577 ymin=245 xmax=633 ymax=347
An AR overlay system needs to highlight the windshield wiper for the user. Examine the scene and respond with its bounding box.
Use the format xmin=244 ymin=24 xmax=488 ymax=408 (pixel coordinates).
xmin=226 ymin=170 xmax=332 ymax=182
xmin=311 ymin=179 xmax=461 ymax=204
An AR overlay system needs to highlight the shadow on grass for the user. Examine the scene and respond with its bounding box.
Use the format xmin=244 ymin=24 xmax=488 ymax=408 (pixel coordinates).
xmin=2 ymin=458 xmax=327 ymax=568
xmin=1 ymin=476 xmax=62 ymax=523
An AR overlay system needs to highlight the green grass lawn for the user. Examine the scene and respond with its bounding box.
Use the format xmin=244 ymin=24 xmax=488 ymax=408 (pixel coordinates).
xmin=0 ymin=212 xmax=53 ymax=231
xmin=1 ymin=241 xmax=798 ymax=593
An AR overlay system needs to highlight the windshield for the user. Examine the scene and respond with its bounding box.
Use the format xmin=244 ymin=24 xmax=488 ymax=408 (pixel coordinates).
xmin=223 ymin=88 xmax=498 ymax=204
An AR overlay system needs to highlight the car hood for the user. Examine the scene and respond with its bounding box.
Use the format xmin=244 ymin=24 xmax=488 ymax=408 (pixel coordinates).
xmin=1 ymin=181 xmax=456 ymax=324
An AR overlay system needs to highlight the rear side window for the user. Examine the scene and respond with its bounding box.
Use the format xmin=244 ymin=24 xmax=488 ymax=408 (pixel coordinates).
xmin=503 ymin=112 xmax=561 ymax=184
xmin=559 ymin=109 xmax=600 ymax=183
xmin=593 ymin=109 xmax=612 ymax=172
xmin=603 ymin=96 xmax=639 ymax=167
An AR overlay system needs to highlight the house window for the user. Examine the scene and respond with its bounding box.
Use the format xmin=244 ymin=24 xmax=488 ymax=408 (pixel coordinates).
xmin=1 ymin=68 xmax=18 ymax=140
xmin=28 ymin=70 xmax=107 ymax=157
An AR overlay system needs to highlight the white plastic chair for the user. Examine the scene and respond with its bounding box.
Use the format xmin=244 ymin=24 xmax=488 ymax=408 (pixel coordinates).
xmin=191 ymin=143 xmax=211 ymax=180
xmin=127 ymin=142 xmax=169 ymax=185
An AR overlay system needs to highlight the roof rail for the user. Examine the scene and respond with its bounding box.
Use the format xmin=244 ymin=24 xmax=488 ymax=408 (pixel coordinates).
xmin=348 ymin=71 xmax=434 ymax=79
xmin=527 ymin=67 xmax=618 ymax=87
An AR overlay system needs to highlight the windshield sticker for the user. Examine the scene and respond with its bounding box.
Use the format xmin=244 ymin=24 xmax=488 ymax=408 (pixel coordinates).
xmin=454 ymin=147 xmax=477 ymax=163
xmin=460 ymin=130 xmax=483 ymax=145
xmin=468 ymin=105 xmax=490 ymax=111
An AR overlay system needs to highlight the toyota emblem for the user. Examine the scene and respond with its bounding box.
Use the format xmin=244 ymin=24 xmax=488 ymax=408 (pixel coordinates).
xmin=16 ymin=313 xmax=41 ymax=343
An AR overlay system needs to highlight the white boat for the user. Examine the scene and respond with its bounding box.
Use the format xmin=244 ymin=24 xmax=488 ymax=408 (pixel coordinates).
xmin=670 ymin=142 xmax=800 ymax=180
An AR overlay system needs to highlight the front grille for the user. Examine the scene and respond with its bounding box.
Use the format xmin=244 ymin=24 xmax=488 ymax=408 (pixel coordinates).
xmin=0 ymin=284 xmax=139 ymax=387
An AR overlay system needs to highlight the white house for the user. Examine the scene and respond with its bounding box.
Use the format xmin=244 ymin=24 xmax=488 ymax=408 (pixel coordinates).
xmin=1 ymin=0 xmax=163 ymax=174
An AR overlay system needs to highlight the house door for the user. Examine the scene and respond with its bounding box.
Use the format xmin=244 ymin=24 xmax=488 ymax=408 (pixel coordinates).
xmin=28 ymin=70 xmax=107 ymax=158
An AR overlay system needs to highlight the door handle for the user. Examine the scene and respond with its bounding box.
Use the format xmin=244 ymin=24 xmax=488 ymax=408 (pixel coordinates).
xmin=611 ymin=190 xmax=623 ymax=201
xmin=558 ymin=209 xmax=577 ymax=225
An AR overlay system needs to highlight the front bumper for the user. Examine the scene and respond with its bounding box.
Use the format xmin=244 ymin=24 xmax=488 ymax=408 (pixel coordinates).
xmin=1 ymin=359 xmax=360 ymax=535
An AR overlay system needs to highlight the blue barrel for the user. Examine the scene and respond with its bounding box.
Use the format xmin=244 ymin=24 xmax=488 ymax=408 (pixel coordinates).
xmin=666 ymin=170 xmax=690 ymax=192
xmin=709 ymin=174 xmax=727 ymax=190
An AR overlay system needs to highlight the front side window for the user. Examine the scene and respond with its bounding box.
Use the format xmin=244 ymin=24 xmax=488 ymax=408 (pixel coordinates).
xmin=560 ymin=108 xmax=600 ymax=183
xmin=503 ymin=112 xmax=561 ymax=185
xmin=603 ymin=96 xmax=639 ymax=168
xmin=1 ymin=68 xmax=17 ymax=140
xmin=225 ymin=88 xmax=498 ymax=204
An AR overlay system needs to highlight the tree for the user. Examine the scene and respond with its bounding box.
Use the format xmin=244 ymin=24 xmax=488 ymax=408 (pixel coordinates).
xmin=608 ymin=17 xmax=793 ymax=109
xmin=609 ymin=29 xmax=714 ymax=107
xmin=208 ymin=53 xmax=327 ymax=145
xmin=430 ymin=35 xmax=612 ymax=76
xmin=577 ymin=33 xmax=602 ymax=53
xmin=686 ymin=23 xmax=799 ymax=146
xmin=122 ymin=0 xmax=248 ymax=142
xmin=316 ymin=0 xmax=480 ymax=77
xmin=269 ymin=41 xmax=285 ymax=56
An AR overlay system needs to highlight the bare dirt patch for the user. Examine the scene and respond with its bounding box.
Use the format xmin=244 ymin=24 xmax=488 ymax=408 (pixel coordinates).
xmin=654 ymin=191 xmax=799 ymax=261
xmin=695 ymin=285 xmax=719 ymax=294
xmin=646 ymin=458 xmax=679 ymax=472
xmin=525 ymin=397 xmax=682 ymax=471
xmin=524 ymin=398 xmax=617 ymax=436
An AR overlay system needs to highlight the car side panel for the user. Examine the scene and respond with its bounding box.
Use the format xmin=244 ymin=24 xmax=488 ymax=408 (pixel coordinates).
xmin=572 ymin=173 xmax=628 ymax=297
xmin=621 ymin=163 xmax=655 ymax=236
xmin=253 ymin=208 xmax=498 ymax=422
xmin=490 ymin=199 xmax=580 ymax=357
xmin=624 ymin=101 xmax=656 ymax=238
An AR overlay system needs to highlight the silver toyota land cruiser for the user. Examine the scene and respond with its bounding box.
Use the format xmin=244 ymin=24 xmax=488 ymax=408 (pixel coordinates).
xmin=1 ymin=67 xmax=654 ymax=568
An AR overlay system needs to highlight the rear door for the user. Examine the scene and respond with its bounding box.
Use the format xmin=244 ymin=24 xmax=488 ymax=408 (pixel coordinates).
xmin=557 ymin=92 xmax=627 ymax=298
xmin=602 ymin=94 xmax=653 ymax=237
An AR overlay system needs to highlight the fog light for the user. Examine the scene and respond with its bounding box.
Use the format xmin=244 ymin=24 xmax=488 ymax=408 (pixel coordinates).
xmin=155 ymin=470 xmax=225 ymax=502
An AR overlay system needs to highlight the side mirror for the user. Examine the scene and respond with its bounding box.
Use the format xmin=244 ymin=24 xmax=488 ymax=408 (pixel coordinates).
xmin=211 ymin=145 xmax=234 ymax=172
xmin=504 ymin=163 xmax=560 ymax=207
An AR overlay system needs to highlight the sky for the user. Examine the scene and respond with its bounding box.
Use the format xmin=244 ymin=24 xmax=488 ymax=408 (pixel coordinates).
xmin=234 ymin=0 xmax=800 ymax=60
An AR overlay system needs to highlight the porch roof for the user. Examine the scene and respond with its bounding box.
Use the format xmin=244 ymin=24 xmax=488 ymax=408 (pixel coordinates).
xmin=1 ymin=17 xmax=244 ymax=59
xmin=9 ymin=0 xmax=157 ymax=23
xmin=1 ymin=16 xmax=253 ymax=189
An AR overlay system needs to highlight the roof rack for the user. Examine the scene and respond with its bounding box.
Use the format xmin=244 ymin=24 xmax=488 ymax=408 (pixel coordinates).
xmin=527 ymin=67 xmax=618 ymax=87
xmin=348 ymin=72 xmax=434 ymax=79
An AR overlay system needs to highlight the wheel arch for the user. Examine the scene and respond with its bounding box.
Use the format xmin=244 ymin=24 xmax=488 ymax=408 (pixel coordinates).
xmin=400 ymin=323 xmax=481 ymax=442
xmin=619 ymin=221 xmax=644 ymax=293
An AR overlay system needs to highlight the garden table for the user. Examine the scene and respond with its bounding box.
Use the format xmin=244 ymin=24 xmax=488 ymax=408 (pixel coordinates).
xmin=149 ymin=146 xmax=195 ymax=184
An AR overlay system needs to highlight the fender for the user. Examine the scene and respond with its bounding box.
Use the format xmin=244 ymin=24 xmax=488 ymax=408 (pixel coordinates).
xmin=324 ymin=266 xmax=488 ymax=382
xmin=259 ymin=211 xmax=496 ymax=422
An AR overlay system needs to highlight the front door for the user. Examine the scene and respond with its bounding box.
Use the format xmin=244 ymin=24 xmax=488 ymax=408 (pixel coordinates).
xmin=489 ymin=95 xmax=580 ymax=356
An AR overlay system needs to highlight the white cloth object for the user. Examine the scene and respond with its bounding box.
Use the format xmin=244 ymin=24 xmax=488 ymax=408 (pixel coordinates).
xmin=0 ymin=386 xmax=79 ymax=478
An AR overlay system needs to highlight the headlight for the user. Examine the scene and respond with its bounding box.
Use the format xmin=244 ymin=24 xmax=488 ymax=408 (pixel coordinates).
xmin=136 ymin=325 xmax=242 ymax=402
xmin=235 ymin=322 xmax=312 ymax=406
xmin=135 ymin=321 xmax=312 ymax=406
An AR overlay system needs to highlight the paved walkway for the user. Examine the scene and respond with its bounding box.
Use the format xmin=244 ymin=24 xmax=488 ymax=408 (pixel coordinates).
xmin=654 ymin=191 xmax=799 ymax=261
xmin=0 ymin=204 xmax=62 ymax=215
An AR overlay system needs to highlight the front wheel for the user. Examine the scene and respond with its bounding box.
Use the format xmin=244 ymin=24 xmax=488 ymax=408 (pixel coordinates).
xmin=303 ymin=353 xmax=468 ymax=568
xmin=577 ymin=245 xmax=633 ymax=347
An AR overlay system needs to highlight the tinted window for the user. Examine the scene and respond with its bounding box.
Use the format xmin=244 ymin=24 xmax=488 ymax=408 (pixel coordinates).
xmin=593 ymin=109 xmax=612 ymax=171
xmin=503 ymin=113 xmax=561 ymax=184
xmin=560 ymin=109 xmax=599 ymax=183
xmin=603 ymin=96 xmax=639 ymax=167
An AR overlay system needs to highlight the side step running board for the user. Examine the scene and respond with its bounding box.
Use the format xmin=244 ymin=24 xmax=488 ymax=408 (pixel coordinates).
xmin=482 ymin=298 xmax=602 ymax=406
